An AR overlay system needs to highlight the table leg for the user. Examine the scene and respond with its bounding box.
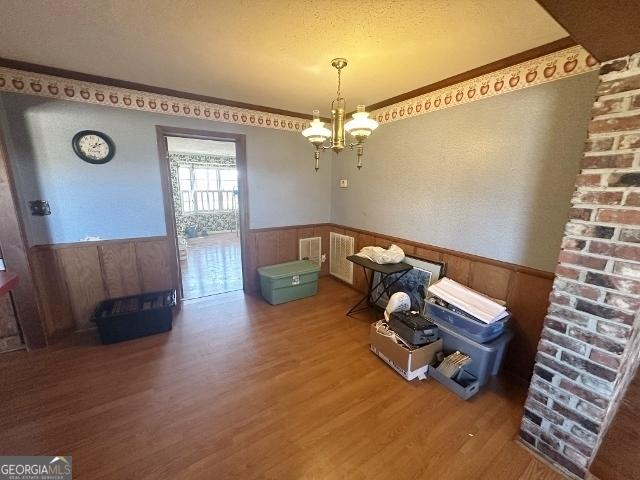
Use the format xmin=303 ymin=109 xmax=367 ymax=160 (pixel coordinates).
xmin=346 ymin=266 xmax=373 ymax=316
xmin=346 ymin=267 xmax=411 ymax=317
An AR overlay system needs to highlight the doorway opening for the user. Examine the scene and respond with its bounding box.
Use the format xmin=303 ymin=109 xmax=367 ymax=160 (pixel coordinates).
xmin=157 ymin=128 xmax=248 ymax=301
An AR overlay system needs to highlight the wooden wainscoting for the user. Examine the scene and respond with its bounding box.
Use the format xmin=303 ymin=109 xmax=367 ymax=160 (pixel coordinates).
xmin=328 ymin=224 xmax=555 ymax=381
xmin=244 ymin=223 xmax=554 ymax=380
xmin=244 ymin=224 xmax=332 ymax=294
xmin=29 ymin=236 xmax=174 ymax=338
xmin=31 ymin=224 xmax=554 ymax=380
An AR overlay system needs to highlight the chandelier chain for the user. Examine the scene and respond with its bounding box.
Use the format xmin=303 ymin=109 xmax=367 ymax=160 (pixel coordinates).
xmin=302 ymin=57 xmax=378 ymax=171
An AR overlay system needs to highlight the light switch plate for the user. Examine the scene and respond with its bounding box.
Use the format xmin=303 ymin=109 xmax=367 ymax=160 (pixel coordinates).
xmin=339 ymin=179 xmax=348 ymax=188
xmin=29 ymin=200 xmax=51 ymax=216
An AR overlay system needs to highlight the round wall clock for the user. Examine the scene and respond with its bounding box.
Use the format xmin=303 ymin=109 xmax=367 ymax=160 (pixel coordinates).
xmin=72 ymin=130 xmax=116 ymax=164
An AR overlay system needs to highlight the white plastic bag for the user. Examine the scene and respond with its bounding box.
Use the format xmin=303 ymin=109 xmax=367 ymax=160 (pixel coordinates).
xmin=355 ymin=244 xmax=405 ymax=264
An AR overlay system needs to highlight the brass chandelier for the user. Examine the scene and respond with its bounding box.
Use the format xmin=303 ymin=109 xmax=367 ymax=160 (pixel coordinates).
xmin=302 ymin=58 xmax=379 ymax=171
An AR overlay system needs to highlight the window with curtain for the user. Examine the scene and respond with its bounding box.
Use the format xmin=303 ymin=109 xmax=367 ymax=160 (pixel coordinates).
xmin=178 ymin=165 xmax=238 ymax=213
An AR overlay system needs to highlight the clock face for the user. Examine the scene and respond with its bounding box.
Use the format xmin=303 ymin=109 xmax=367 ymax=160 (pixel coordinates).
xmin=72 ymin=130 xmax=115 ymax=164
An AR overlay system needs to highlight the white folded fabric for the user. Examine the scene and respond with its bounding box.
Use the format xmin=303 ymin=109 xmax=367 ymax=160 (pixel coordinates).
xmin=355 ymin=244 xmax=405 ymax=264
xmin=428 ymin=277 xmax=507 ymax=324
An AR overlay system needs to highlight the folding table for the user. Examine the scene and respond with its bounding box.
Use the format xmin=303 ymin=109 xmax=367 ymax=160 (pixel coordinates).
xmin=345 ymin=255 xmax=413 ymax=316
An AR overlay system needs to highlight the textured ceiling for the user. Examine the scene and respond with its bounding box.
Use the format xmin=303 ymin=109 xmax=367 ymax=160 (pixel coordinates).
xmin=0 ymin=0 xmax=567 ymax=115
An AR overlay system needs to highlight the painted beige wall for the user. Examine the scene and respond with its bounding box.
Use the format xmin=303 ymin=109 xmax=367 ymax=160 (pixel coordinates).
xmin=331 ymin=72 xmax=599 ymax=272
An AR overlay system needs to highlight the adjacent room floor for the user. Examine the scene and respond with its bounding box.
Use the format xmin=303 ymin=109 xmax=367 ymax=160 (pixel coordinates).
xmin=0 ymin=278 xmax=564 ymax=480
xmin=180 ymin=232 xmax=242 ymax=299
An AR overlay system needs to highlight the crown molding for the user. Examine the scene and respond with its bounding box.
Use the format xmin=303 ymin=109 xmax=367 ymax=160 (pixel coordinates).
xmin=370 ymin=42 xmax=598 ymax=125
xmin=0 ymin=57 xmax=315 ymax=121
xmin=364 ymin=37 xmax=579 ymax=113
xmin=0 ymin=37 xmax=598 ymax=132
xmin=0 ymin=63 xmax=310 ymax=133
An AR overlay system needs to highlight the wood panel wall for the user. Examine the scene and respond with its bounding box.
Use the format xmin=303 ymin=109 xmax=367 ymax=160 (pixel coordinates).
xmin=246 ymin=223 xmax=555 ymax=380
xmin=30 ymin=236 xmax=174 ymax=338
xmin=244 ymin=224 xmax=332 ymax=294
xmin=333 ymin=224 xmax=554 ymax=381
xmin=31 ymin=224 xmax=554 ymax=380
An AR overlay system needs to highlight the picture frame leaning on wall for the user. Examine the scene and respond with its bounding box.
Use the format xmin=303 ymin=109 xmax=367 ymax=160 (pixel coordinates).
xmin=370 ymin=256 xmax=446 ymax=312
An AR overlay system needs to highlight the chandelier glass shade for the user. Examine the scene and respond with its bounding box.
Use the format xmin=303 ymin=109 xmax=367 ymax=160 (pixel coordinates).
xmin=301 ymin=112 xmax=331 ymax=147
xmin=302 ymin=58 xmax=378 ymax=171
xmin=345 ymin=105 xmax=379 ymax=140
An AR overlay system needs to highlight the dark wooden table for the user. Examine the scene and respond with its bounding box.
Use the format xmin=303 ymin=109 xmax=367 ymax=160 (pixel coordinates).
xmin=345 ymin=255 xmax=412 ymax=316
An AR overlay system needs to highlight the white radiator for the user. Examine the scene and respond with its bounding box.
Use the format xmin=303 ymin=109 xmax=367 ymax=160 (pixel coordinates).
xmin=299 ymin=236 xmax=322 ymax=266
xmin=329 ymin=232 xmax=354 ymax=284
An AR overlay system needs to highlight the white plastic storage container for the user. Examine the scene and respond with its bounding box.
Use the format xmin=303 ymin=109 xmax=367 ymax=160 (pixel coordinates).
xmin=433 ymin=320 xmax=513 ymax=386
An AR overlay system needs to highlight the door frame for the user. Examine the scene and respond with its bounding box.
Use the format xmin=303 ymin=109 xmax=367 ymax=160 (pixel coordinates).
xmin=0 ymin=124 xmax=47 ymax=348
xmin=155 ymin=126 xmax=249 ymax=300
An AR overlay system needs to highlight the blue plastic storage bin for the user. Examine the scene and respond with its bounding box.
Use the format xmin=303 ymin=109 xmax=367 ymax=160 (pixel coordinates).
xmin=424 ymin=301 xmax=508 ymax=343
xmin=433 ymin=321 xmax=513 ymax=386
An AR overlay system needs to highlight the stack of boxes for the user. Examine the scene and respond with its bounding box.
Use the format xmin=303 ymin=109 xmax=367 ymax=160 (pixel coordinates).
xmin=369 ymin=278 xmax=514 ymax=399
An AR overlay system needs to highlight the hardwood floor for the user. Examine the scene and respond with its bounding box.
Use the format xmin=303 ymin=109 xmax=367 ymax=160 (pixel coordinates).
xmin=0 ymin=278 xmax=565 ymax=479
xmin=180 ymin=233 xmax=242 ymax=299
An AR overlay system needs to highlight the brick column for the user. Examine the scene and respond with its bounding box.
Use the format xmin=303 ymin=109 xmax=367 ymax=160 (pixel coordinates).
xmin=521 ymin=53 xmax=640 ymax=478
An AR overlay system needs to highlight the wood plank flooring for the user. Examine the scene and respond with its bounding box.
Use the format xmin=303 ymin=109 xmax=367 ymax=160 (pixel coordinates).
xmin=0 ymin=278 xmax=565 ymax=479
xmin=180 ymin=233 xmax=243 ymax=299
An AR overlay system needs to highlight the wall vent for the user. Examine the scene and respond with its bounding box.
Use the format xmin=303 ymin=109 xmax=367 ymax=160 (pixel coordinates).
xmin=299 ymin=236 xmax=322 ymax=266
xmin=329 ymin=232 xmax=354 ymax=284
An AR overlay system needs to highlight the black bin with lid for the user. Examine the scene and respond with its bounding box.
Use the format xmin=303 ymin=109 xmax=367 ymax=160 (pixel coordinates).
xmin=91 ymin=290 xmax=176 ymax=344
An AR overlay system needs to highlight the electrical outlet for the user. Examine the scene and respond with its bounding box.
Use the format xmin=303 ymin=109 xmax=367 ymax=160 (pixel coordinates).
xmin=339 ymin=179 xmax=348 ymax=188
xmin=321 ymin=253 xmax=327 ymax=263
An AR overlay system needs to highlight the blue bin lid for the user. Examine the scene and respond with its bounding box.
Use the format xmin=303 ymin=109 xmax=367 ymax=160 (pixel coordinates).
xmin=257 ymin=260 xmax=320 ymax=279
xmin=435 ymin=319 xmax=514 ymax=351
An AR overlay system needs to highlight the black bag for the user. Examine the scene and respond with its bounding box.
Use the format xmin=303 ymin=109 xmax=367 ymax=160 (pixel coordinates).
xmin=389 ymin=311 xmax=439 ymax=346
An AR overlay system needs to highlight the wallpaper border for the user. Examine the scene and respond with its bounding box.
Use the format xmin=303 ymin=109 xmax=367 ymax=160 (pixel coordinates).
xmin=371 ymin=46 xmax=598 ymax=124
xmin=0 ymin=67 xmax=308 ymax=132
xmin=0 ymin=45 xmax=598 ymax=131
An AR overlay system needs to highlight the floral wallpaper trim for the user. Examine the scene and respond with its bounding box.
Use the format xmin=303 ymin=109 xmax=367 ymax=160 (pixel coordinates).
xmin=168 ymin=153 xmax=236 ymax=167
xmin=169 ymin=153 xmax=238 ymax=235
xmin=175 ymin=212 xmax=238 ymax=236
xmin=0 ymin=45 xmax=597 ymax=132
xmin=0 ymin=67 xmax=309 ymax=132
xmin=371 ymin=45 xmax=598 ymax=125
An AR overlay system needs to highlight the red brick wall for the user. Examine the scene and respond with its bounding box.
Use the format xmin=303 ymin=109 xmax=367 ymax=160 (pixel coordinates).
xmin=521 ymin=52 xmax=640 ymax=478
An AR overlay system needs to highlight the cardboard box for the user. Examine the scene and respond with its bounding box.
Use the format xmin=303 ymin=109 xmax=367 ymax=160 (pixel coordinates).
xmin=369 ymin=323 xmax=443 ymax=381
